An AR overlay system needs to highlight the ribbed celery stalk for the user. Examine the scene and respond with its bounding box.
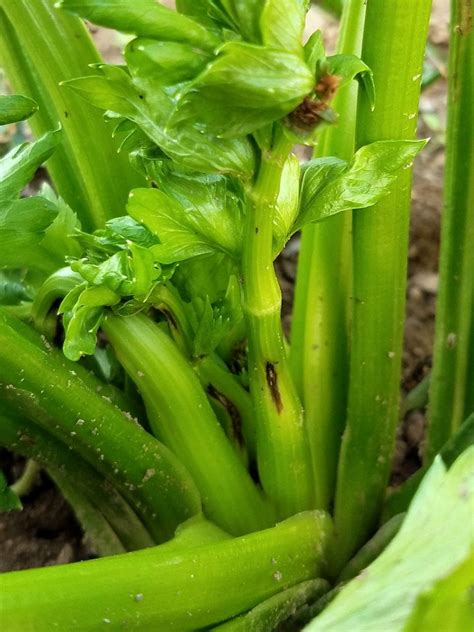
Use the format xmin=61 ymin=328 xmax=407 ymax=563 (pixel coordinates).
xmin=465 ymin=309 xmax=474 ymax=418
xmin=150 ymin=285 xmax=256 ymax=459
xmin=0 ymin=409 xmax=155 ymax=553
xmin=0 ymin=511 xmax=332 ymax=631
xmin=0 ymin=0 xmax=143 ymax=230
xmin=214 ymin=580 xmax=330 ymax=631
xmin=290 ymin=0 xmax=366 ymax=510
xmin=332 ymin=0 xmax=432 ymax=569
xmin=195 ymin=354 xmax=256 ymax=461
xmin=242 ymin=132 xmax=313 ymax=518
xmin=0 ymin=308 xmax=201 ymax=541
xmin=425 ymin=0 xmax=474 ymax=461
xmin=103 ymin=314 xmax=274 ymax=536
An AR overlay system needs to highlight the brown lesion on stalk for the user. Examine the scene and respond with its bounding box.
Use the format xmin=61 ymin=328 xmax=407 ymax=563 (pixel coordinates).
xmin=265 ymin=362 xmax=283 ymax=413
xmin=288 ymin=74 xmax=341 ymax=132
xmin=207 ymin=384 xmax=245 ymax=446
xmin=160 ymin=307 xmax=178 ymax=330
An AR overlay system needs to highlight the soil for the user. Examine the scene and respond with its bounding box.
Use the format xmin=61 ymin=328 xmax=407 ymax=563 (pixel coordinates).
xmin=0 ymin=1 xmax=449 ymax=572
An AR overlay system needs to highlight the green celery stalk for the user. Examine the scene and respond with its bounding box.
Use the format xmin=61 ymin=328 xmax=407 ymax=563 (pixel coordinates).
xmin=290 ymin=0 xmax=366 ymax=510
xmin=0 ymin=308 xmax=201 ymax=541
xmin=465 ymin=307 xmax=474 ymax=418
xmin=150 ymin=285 xmax=256 ymax=459
xmin=103 ymin=313 xmax=274 ymax=536
xmin=194 ymin=354 xmax=257 ymax=462
xmin=0 ymin=409 xmax=155 ymax=553
xmin=332 ymin=0 xmax=432 ymax=570
xmin=9 ymin=460 xmax=40 ymax=498
xmin=213 ymin=579 xmax=330 ymax=631
xmin=0 ymin=0 xmax=144 ymax=230
xmin=337 ymin=513 xmax=405 ymax=582
xmin=0 ymin=510 xmax=332 ymax=631
xmin=425 ymin=0 xmax=474 ymax=461
xmin=242 ymin=131 xmax=313 ymax=518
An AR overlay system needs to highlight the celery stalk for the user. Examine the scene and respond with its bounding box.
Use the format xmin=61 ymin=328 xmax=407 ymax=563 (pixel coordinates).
xmin=425 ymin=0 xmax=474 ymax=460
xmin=332 ymin=0 xmax=432 ymax=570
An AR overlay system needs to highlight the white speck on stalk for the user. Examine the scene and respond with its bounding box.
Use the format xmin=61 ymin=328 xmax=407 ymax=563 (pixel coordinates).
xmin=142 ymin=468 xmax=156 ymax=483
xmin=134 ymin=593 xmax=144 ymax=602
xmin=447 ymin=332 xmax=457 ymax=349
xmin=387 ymin=351 xmax=395 ymax=359
xmin=273 ymin=571 xmax=283 ymax=581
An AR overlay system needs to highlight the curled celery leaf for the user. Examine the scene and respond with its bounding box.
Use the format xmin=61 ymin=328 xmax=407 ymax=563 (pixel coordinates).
xmin=173 ymin=42 xmax=314 ymax=138
xmin=261 ymin=0 xmax=308 ymax=53
xmin=128 ymin=183 xmax=243 ymax=263
xmin=0 ymin=128 xmax=61 ymax=202
xmin=296 ymin=139 xmax=427 ymax=231
xmin=0 ymin=94 xmax=37 ymax=125
xmin=63 ymin=66 xmax=255 ymax=176
xmin=57 ymin=0 xmax=220 ymax=51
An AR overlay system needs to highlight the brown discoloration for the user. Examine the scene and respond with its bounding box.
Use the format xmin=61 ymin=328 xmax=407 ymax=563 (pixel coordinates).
xmin=207 ymin=385 xmax=244 ymax=446
xmin=458 ymin=0 xmax=472 ymax=35
xmin=230 ymin=343 xmax=247 ymax=376
xmin=288 ymin=74 xmax=341 ymax=132
xmin=316 ymin=73 xmax=341 ymax=101
xmin=161 ymin=308 xmax=178 ymax=330
xmin=265 ymin=362 xmax=283 ymax=414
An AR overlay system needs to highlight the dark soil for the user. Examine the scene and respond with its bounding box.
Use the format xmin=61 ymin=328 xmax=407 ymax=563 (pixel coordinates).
xmin=0 ymin=452 xmax=93 ymax=571
xmin=0 ymin=2 xmax=449 ymax=572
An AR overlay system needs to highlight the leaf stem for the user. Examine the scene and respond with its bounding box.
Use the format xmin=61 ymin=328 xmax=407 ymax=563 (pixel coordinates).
xmin=0 ymin=408 xmax=154 ymax=553
xmin=0 ymin=308 xmax=201 ymax=541
xmin=425 ymin=0 xmax=474 ymax=461
xmin=332 ymin=0 xmax=432 ymax=569
xmin=242 ymin=132 xmax=314 ymax=517
xmin=290 ymin=0 xmax=366 ymax=510
xmin=103 ymin=313 xmax=274 ymax=535
xmin=0 ymin=511 xmax=332 ymax=631
xmin=194 ymin=354 xmax=257 ymax=462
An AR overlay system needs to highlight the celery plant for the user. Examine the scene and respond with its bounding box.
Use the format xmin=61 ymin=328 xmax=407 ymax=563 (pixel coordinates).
xmin=0 ymin=0 xmax=471 ymax=629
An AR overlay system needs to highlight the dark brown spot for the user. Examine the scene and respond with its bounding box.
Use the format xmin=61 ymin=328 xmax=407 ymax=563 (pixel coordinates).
xmin=207 ymin=385 xmax=244 ymax=446
xmin=230 ymin=343 xmax=248 ymax=376
xmin=265 ymin=362 xmax=283 ymax=413
xmin=161 ymin=308 xmax=178 ymax=330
